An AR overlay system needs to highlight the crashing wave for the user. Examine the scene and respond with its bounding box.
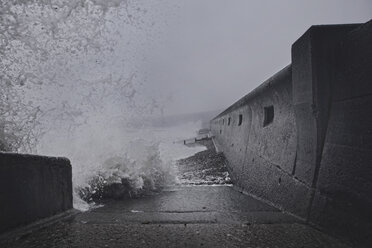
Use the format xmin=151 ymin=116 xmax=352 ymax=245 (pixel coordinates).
xmin=76 ymin=139 xmax=177 ymax=204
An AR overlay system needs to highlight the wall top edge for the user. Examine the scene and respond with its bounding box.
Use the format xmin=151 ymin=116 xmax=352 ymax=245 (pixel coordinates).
xmin=0 ymin=152 xmax=71 ymax=165
xmin=212 ymin=64 xmax=292 ymax=120
xmin=292 ymin=23 xmax=362 ymax=49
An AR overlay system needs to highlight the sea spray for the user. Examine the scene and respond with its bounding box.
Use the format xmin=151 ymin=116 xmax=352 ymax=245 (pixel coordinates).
xmin=0 ymin=0 xmax=179 ymax=153
xmin=73 ymin=124 xmax=206 ymax=210
xmin=77 ymin=140 xmax=176 ymax=202
xmin=0 ymin=0 xmax=203 ymax=211
xmin=37 ymin=118 xmax=206 ymax=211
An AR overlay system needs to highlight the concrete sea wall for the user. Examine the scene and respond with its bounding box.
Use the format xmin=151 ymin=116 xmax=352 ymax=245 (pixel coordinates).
xmin=211 ymin=20 xmax=372 ymax=243
xmin=308 ymin=21 xmax=372 ymax=242
xmin=0 ymin=153 xmax=72 ymax=234
xmin=211 ymin=65 xmax=308 ymax=217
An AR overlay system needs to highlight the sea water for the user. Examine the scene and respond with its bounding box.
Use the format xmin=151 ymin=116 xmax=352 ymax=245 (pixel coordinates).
xmin=37 ymin=119 xmax=206 ymax=211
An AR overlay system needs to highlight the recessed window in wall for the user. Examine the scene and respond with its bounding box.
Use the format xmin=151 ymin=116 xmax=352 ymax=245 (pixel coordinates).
xmin=238 ymin=114 xmax=243 ymax=126
xmin=228 ymin=117 xmax=231 ymax=126
xmin=263 ymin=106 xmax=274 ymax=127
xmin=220 ymin=129 xmax=222 ymax=134
xmin=222 ymin=118 xmax=225 ymax=125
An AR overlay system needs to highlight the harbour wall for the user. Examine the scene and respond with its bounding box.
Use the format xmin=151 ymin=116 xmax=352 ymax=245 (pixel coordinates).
xmin=211 ymin=20 xmax=372 ymax=244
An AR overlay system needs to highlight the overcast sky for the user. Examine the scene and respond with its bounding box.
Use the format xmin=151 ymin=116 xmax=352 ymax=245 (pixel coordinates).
xmin=144 ymin=0 xmax=372 ymax=116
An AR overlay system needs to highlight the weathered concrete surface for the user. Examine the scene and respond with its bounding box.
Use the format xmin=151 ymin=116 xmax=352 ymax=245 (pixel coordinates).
xmin=211 ymin=66 xmax=310 ymax=218
xmin=308 ymin=20 xmax=372 ymax=244
xmin=0 ymin=153 xmax=73 ymax=234
xmin=0 ymin=141 xmax=353 ymax=247
xmin=211 ymin=20 xmax=372 ymax=246
xmin=0 ymin=186 xmax=350 ymax=248
xmin=2 ymin=223 xmax=350 ymax=248
xmin=292 ymin=24 xmax=360 ymax=186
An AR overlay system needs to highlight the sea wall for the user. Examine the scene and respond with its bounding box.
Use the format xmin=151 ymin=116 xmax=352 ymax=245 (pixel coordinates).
xmin=0 ymin=153 xmax=72 ymax=234
xmin=308 ymin=21 xmax=372 ymax=243
xmin=211 ymin=20 xmax=372 ymax=244
xmin=211 ymin=65 xmax=312 ymax=217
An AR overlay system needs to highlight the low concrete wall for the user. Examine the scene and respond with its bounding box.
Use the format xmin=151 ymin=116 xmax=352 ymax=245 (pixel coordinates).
xmin=212 ymin=20 xmax=372 ymax=245
xmin=0 ymin=153 xmax=72 ymax=234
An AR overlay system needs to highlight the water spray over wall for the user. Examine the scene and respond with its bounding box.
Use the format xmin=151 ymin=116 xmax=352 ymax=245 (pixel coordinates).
xmin=0 ymin=0 xmax=204 ymax=210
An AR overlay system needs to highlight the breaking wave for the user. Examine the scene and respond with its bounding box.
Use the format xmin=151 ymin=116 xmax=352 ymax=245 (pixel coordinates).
xmin=1 ymin=0 xmax=205 ymax=211
xmin=75 ymin=123 xmax=206 ymax=211
xmin=37 ymin=120 xmax=205 ymax=211
xmin=77 ymin=140 xmax=176 ymax=204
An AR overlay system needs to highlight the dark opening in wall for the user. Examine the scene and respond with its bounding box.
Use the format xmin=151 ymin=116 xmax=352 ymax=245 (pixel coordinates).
xmin=228 ymin=117 xmax=231 ymax=126
xmin=238 ymin=114 xmax=243 ymax=126
xmin=222 ymin=119 xmax=225 ymax=125
xmin=220 ymin=129 xmax=222 ymax=134
xmin=263 ymin=106 xmax=274 ymax=127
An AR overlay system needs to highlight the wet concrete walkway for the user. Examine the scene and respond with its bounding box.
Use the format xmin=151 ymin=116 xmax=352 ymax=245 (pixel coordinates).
xmin=2 ymin=185 xmax=350 ymax=248
xmin=1 ymin=140 xmax=353 ymax=247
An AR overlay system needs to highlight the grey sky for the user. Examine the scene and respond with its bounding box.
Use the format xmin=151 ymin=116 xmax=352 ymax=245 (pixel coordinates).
xmin=145 ymin=0 xmax=372 ymax=116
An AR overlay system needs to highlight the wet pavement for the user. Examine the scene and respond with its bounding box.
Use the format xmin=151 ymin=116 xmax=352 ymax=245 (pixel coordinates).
xmin=74 ymin=186 xmax=298 ymax=225
xmin=0 ymin=139 xmax=352 ymax=247
xmin=1 ymin=185 xmax=351 ymax=248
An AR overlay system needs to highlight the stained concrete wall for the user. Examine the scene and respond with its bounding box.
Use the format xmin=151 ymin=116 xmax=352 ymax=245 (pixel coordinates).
xmin=211 ymin=65 xmax=312 ymax=218
xmin=212 ymin=20 xmax=372 ymax=244
xmin=308 ymin=21 xmax=372 ymax=243
xmin=0 ymin=153 xmax=72 ymax=234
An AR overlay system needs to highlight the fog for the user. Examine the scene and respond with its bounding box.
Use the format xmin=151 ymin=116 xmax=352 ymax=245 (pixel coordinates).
xmin=1 ymin=0 xmax=371 ymax=209
xmin=146 ymin=0 xmax=372 ymax=115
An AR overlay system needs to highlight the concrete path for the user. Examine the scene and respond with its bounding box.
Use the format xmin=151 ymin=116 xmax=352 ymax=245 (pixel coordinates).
xmin=1 ymin=185 xmax=350 ymax=248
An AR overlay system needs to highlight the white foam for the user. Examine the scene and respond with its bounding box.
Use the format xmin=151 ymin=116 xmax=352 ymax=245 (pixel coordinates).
xmin=37 ymin=119 xmax=205 ymax=211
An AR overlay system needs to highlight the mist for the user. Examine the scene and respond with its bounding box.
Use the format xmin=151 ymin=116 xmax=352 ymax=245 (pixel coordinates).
xmin=1 ymin=0 xmax=371 ymax=210
xmin=145 ymin=0 xmax=372 ymax=115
